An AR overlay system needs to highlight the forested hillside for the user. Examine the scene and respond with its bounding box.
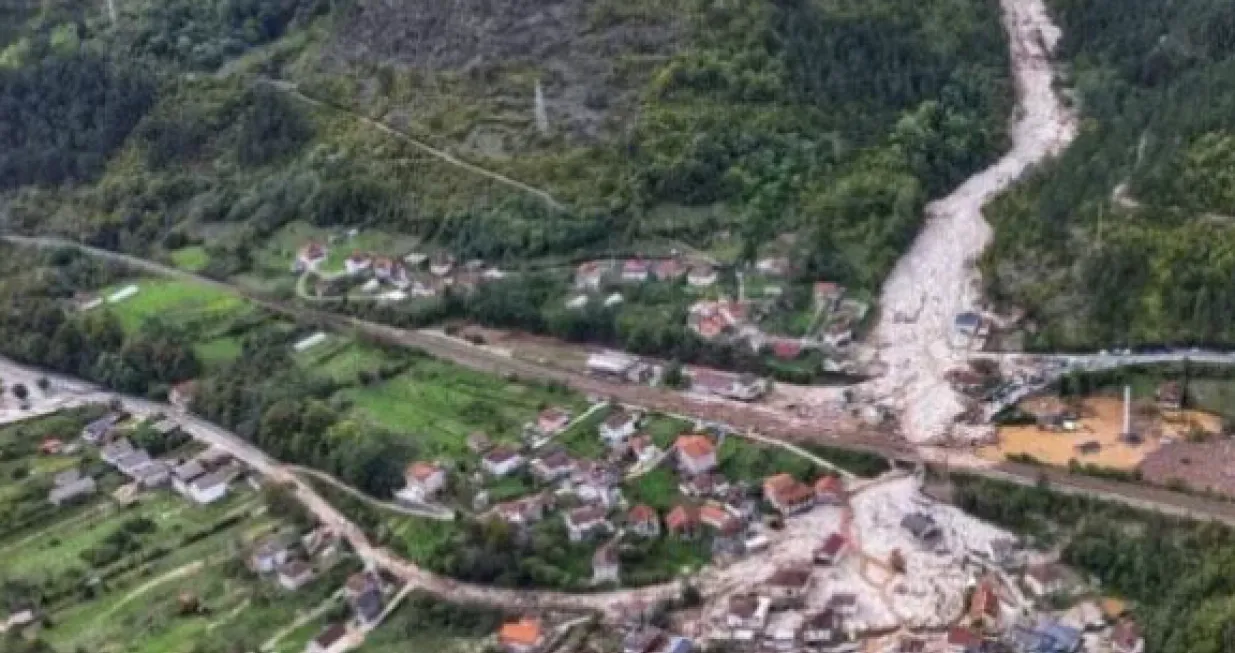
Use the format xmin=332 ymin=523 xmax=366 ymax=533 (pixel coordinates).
xmin=0 ymin=0 xmax=1009 ymax=289
xmin=982 ymin=0 xmax=1235 ymax=350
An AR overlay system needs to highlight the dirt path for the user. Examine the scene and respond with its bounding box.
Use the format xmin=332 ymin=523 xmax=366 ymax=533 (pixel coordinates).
xmin=260 ymin=592 xmax=341 ymax=651
xmin=98 ymin=560 xmax=208 ymax=620
xmin=257 ymin=78 xmax=567 ymax=212
xmin=862 ymin=0 xmax=1079 ymax=444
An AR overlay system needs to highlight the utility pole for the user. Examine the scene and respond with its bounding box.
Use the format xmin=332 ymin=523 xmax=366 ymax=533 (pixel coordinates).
xmin=106 ymin=0 xmax=118 ymax=25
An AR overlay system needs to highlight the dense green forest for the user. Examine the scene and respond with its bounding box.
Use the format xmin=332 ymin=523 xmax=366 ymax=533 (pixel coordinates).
xmin=955 ymin=474 xmax=1235 ymax=653
xmin=0 ymin=0 xmax=1011 ymax=344
xmin=982 ymin=0 xmax=1235 ymax=350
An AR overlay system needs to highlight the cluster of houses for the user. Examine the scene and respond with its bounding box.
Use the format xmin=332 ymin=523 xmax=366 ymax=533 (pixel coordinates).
xmin=583 ymin=350 xmax=769 ymax=403
xmin=46 ymin=408 xmax=242 ymax=507
xmin=295 ymin=240 xmax=506 ymax=302
xmin=247 ymin=526 xmax=344 ymax=595
xmin=304 ymin=571 xmax=391 ymax=653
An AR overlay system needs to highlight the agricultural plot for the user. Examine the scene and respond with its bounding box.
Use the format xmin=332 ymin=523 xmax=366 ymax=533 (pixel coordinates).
xmin=0 ymin=414 xmax=359 ymax=653
xmin=342 ymin=358 xmax=584 ymax=457
xmin=98 ymin=278 xmax=250 ymax=334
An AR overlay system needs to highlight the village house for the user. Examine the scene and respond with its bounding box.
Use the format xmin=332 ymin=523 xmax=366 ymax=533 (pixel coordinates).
xmin=100 ymin=437 xmax=135 ymax=465
xmin=622 ymin=259 xmax=651 ymax=283
xmin=827 ymin=592 xmax=859 ymax=617
xmin=169 ymin=381 xmax=197 ymax=411
xmin=814 ymin=532 xmax=849 ymax=566
xmin=969 ymin=575 xmax=1007 ymax=632
xmin=802 ymin=610 xmax=844 ymax=648
xmin=565 ymin=505 xmax=611 ymax=542
xmin=575 ymin=261 xmax=606 ymax=290
xmin=726 ymin=595 xmax=772 ymax=631
xmin=814 ymin=475 xmax=845 ymax=504
xmin=666 ymin=504 xmax=700 ymax=539
xmin=901 ymin=512 xmax=943 ymax=547
xmin=115 ymin=450 xmax=153 ymax=477
xmin=764 ymin=566 xmax=814 ymax=608
xmin=627 ymin=504 xmax=660 ymax=538
xmin=296 ymin=242 xmax=328 ymax=271
xmin=429 ymin=253 xmax=456 ymax=277
xmin=49 ymin=475 xmax=96 ymax=506
xmin=496 ymin=495 xmax=548 ymax=527
xmin=82 ymin=412 xmax=127 ymax=443
xmin=571 ymin=461 xmax=621 ymax=506
xmin=699 ymin=501 xmax=740 ymax=532
xmin=303 ymin=527 xmax=339 ymax=559
xmin=398 ymin=462 xmax=446 ymax=502
xmin=687 ymin=264 xmax=718 ymax=287
xmin=277 ymin=560 xmax=315 ymax=591
xmin=249 ymin=535 xmax=292 ymax=573
xmin=824 ymin=322 xmax=854 ymax=348
xmin=599 ymin=410 xmax=639 ymax=448
xmin=592 ymin=541 xmax=621 ymax=584
xmin=40 ymin=438 xmax=64 ymax=455
xmin=482 ymin=446 xmax=525 ymax=477
xmin=763 ymin=474 xmax=815 ymax=515
xmin=1024 ymin=563 xmax=1068 ymax=597
xmin=499 ymin=617 xmax=546 ymax=653
xmin=756 ymin=257 xmax=791 ymax=277
xmin=345 ymin=252 xmax=372 ymax=275
xmin=953 ymin=311 xmax=983 ymax=339
xmin=467 ymin=431 xmax=492 ymax=453
xmin=628 ymin=434 xmax=659 ymax=463
xmin=537 ymin=407 xmax=572 ymax=435
xmin=946 ymin=627 xmax=984 ymax=653
xmin=674 ymin=435 xmax=718 ymax=475
xmin=305 ymin=623 xmax=349 ymax=653
xmin=172 ymin=460 xmax=204 ymax=492
xmin=622 ymin=626 xmax=665 ymax=653
xmin=131 ymin=460 xmax=170 ymax=488
xmin=813 ymin=282 xmax=844 ymax=309
xmin=679 ymin=472 xmax=729 ymax=498
xmin=186 ymin=469 xmax=230 ymax=505
xmin=1111 ymin=620 xmax=1144 ymax=653
xmin=1008 ymin=617 xmax=1082 ymax=653
xmin=531 ymin=449 xmax=575 ymax=482
xmin=770 ymin=339 xmax=802 ymax=360
xmin=654 ymin=258 xmax=688 ymax=281
xmin=345 ymin=572 xmax=384 ymax=625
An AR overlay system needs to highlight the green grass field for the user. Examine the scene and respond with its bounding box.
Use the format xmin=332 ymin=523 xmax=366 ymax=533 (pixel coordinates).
xmin=169 ymin=246 xmax=210 ymax=273
xmin=297 ymin=338 xmax=395 ymax=383
xmin=343 ymin=358 xmax=583 ymax=457
xmin=99 ymin=278 xmax=249 ymax=334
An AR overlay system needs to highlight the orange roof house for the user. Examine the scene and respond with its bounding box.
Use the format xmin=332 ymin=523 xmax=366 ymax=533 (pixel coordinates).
xmin=499 ymin=617 xmax=545 ymax=653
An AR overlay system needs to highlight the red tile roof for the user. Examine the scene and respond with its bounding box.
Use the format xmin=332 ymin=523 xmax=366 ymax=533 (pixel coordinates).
xmin=675 ymin=435 xmax=715 ymax=459
xmin=665 ymin=505 xmax=699 ymax=532
xmin=499 ymin=618 xmax=543 ymax=648
xmin=628 ymin=504 xmax=657 ymax=524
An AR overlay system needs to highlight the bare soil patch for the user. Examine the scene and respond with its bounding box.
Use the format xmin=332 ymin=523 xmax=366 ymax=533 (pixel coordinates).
xmin=980 ymin=397 xmax=1219 ymax=470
